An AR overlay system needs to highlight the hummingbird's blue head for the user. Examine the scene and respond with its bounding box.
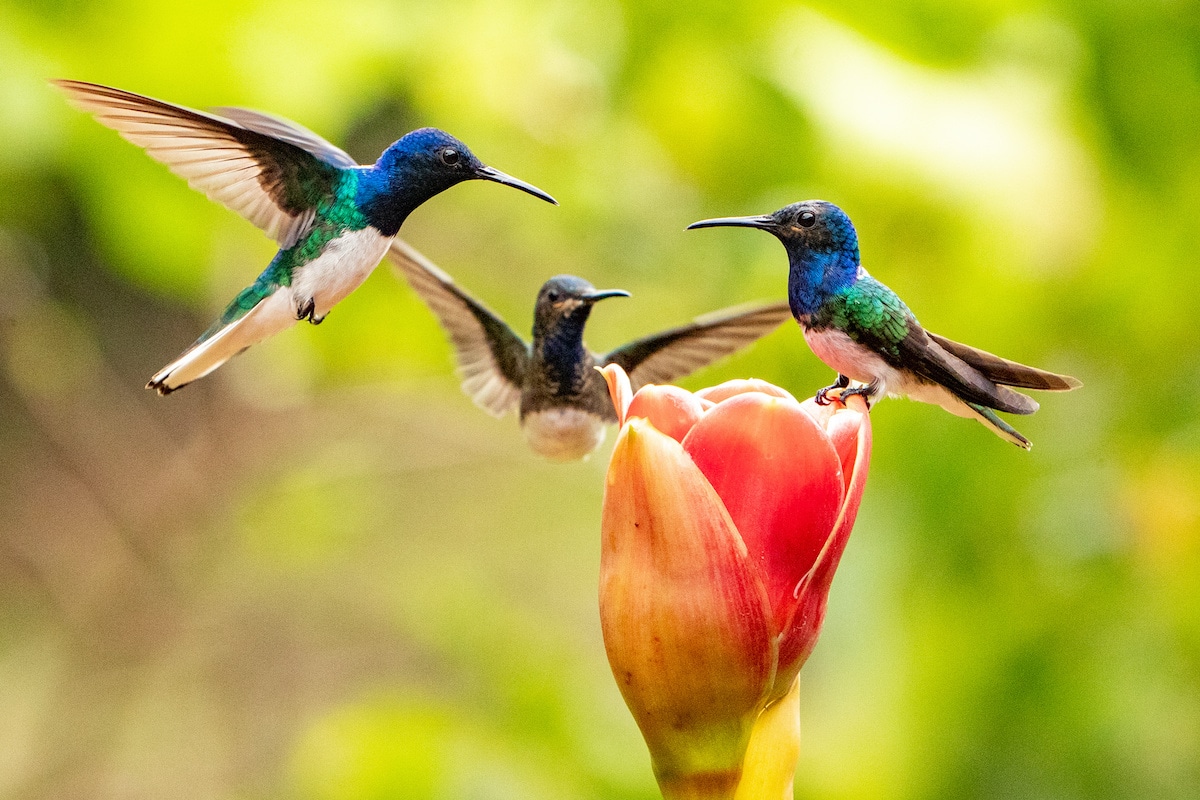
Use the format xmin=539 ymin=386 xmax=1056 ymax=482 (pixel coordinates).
xmin=687 ymin=200 xmax=860 ymax=260
xmin=360 ymin=127 xmax=556 ymax=235
xmin=688 ymin=200 xmax=862 ymax=316
xmin=375 ymin=127 xmax=557 ymax=205
xmin=533 ymin=275 xmax=629 ymax=336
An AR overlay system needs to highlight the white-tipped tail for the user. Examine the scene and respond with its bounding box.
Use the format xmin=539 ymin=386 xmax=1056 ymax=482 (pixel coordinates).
xmin=148 ymin=288 xmax=297 ymax=394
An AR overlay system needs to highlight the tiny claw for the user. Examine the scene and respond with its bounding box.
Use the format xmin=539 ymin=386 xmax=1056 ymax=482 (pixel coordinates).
xmin=296 ymin=297 xmax=321 ymax=324
xmin=838 ymin=385 xmax=874 ymax=408
xmin=815 ymin=377 xmax=850 ymax=407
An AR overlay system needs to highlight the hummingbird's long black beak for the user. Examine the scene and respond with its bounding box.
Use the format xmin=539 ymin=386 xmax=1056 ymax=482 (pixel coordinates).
xmin=581 ymin=289 xmax=631 ymax=303
xmin=686 ymin=214 xmax=777 ymax=231
xmin=475 ymin=165 xmax=558 ymax=205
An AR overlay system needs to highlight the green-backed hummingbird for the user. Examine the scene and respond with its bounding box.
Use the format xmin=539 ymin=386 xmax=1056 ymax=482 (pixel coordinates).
xmin=389 ymin=240 xmax=793 ymax=460
xmin=55 ymin=80 xmax=556 ymax=394
xmin=689 ymin=200 xmax=1081 ymax=449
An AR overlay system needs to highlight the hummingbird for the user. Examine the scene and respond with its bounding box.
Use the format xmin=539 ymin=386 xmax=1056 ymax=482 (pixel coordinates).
xmin=388 ymin=240 xmax=793 ymax=460
xmin=688 ymin=200 xmax=1081 ymax=449
xmin=54 ymin=80 xmax=556 ymax=394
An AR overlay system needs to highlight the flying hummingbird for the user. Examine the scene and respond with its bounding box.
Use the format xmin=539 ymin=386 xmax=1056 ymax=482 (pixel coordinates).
xmin=54 ymin=80 xmax=556 ymax=394
xmin=688 ymin=200 xmax=1081 ymax=449
xmin=388 ymin=240 xmax=793 ymax=460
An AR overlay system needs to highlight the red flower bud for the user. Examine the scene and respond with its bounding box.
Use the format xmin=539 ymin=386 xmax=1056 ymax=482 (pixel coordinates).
xmin=598 ymin=366 xmax=872 ymax=797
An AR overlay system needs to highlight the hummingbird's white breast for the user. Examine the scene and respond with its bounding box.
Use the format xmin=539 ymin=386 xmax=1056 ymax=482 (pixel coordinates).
xmin=803 ymin=326 xmax=975 ymax=417
xmin=290 ymin=227 xmax=394 ymax=318
xmin=804 ymin=327 xmax=897 ymax=389
xmin=523 ymin=408 xmax=608 ymax=461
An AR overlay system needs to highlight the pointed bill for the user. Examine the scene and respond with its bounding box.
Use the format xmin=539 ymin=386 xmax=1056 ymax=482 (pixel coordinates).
xmin=581 ymin=288 xmax=631 ymax=302
xmin=687 ymin=215 xmax=778 ymax=231
xmin=474 ymin=165 xmax=558 ymax=205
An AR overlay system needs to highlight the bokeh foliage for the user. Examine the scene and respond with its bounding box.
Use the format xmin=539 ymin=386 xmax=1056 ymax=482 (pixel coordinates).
xmin=1 ymin=1 xmax=1198 ymax=798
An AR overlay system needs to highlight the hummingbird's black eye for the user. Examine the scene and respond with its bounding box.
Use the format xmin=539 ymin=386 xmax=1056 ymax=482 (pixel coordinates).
xmin=798 ymin=210 xmax=817 ymax=228
xmin=547 ymin=290 xmax=561 ymax=302
xmin=440 ymin=148 xmax=460 ymax=166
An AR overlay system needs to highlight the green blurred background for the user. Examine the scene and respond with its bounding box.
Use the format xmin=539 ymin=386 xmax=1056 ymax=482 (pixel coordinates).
xmin=2 ymin=1 xmax=1198 ymax=798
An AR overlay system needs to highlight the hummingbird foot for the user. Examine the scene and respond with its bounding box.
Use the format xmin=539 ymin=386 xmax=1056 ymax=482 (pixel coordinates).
xmin=836 ymin=381 xmax=879 ymax=408
xmin=815 ymin=374 xmax=851 ymax=406
xmin=296 ymin=297 xmax=324 ymax=325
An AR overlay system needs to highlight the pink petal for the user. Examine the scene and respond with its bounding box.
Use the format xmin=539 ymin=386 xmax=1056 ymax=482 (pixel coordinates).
xmin=682 ymin=393 xmax=845 ymax=636
xmin=626 ymin=384 xmax=706 ymax=443
xmin=599 ymin=364 xmax=633 ymax=425
xmin=774 ymin=398 xmax=872 ymax=699
xmin=801 ymin=396 xmax=867 ymax=494
xmin=697 ymin=379 xmax=796 ymax=405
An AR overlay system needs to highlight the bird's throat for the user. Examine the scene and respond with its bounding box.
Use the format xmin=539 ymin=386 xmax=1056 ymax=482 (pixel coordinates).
xmin=787 ymin=247 xmax=859 ymax=319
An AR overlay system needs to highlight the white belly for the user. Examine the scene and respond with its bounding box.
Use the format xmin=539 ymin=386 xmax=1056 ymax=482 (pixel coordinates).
xmin=804 ymin=327 xmax=900 ymax=389
xmin=290 ymin=227 xmax=393 ymax=316
xmin=523 ymin=408 xmax=609 ymax=461
xmin=804 ymin=327 xmax=974 ymax=417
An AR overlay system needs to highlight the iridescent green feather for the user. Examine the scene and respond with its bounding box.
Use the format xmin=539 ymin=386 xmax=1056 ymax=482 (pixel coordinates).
xmin=821 ymin=277 xmax=913 ymax=361
xmin=196 ymin=170 xmax=368 ymax=342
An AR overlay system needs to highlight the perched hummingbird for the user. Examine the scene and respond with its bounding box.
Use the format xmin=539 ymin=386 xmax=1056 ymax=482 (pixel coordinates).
xmin=688 ymin=200 xmax=1081 ymax=449
xmin=54 ymin=80 xmax=556 ymax=394
xmin=389 ymin=240 xmax=793 ymax=460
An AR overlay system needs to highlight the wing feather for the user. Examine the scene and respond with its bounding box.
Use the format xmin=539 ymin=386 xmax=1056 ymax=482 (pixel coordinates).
xmin=54 ymin=80 xmax=354 ymax=248
xmin=829 ymin=278 xmax=1041 ymax=414
xmin=387 ymin=240 xmax=528 ymax=417
xmin=602 ymin=301 xmax=793 ymax=392
xmin=898 ymin=328 xmax=1040 ymax=414
xmin=926 ymin=332 xmax=1081 ymax=392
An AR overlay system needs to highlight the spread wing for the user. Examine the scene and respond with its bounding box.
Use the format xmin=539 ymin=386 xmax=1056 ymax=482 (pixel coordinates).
xmin=54 ymin=80 xmax=357 ymax=248
xmin=602 ymin=301 xmax=793 ymax=392
xmin=387 ymin=239 xmax=528 ymax=417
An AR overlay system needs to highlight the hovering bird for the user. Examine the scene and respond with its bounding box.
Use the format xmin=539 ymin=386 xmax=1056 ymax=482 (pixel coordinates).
xmin=688 ymin=200 xmax=1080 ymax=449
xmin=54 ymin=80 xmax=556 ymax=394
xmin=388 ymin=240 xmax=793 ymax=460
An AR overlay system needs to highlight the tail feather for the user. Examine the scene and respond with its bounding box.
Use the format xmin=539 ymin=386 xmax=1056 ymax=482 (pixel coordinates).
xmin=929 ymin=333 xmax=1081 ymax=392
xmin=966 ymin=402 xmax=1032 ymax=450
xmin=148 ymin=286 xmax=294 ymax=394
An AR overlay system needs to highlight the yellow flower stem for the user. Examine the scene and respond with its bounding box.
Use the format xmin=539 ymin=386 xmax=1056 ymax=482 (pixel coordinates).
xmin=732 ymin=678 xmax=802 ymax=800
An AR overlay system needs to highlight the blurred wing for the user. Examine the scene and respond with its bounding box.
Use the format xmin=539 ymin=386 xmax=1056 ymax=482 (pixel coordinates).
xmin=55 ymin=80 xmax=354 ymax=248
xmin=387 ymin=239 xmax=528 ymax=417
xmin=602 ymin=301 xmax=793 ymax=392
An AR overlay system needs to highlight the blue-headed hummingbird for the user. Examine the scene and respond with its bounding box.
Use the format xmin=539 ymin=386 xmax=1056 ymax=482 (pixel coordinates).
xmin=55 ymin=80 xmax=556 ymax=394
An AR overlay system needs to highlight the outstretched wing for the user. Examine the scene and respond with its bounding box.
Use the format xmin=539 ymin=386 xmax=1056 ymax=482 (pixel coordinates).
xmin=387 ymin=239 xmax=529 ymax=417
xmin=54 ymin=80 xmax=356 ymax=248
xmin=602 ymin=301 xmax=793 ymax=392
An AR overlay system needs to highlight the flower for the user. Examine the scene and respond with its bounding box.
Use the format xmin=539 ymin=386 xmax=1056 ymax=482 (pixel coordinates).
xmin=598 ymin=365 xmax=872 ymax=799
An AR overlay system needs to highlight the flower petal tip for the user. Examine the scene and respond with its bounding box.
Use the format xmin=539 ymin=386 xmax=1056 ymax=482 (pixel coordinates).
xmin=599 ymin=364 xmax=633 ymax=425
xmin=626 ymin=384 xmax=707 ymax=442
